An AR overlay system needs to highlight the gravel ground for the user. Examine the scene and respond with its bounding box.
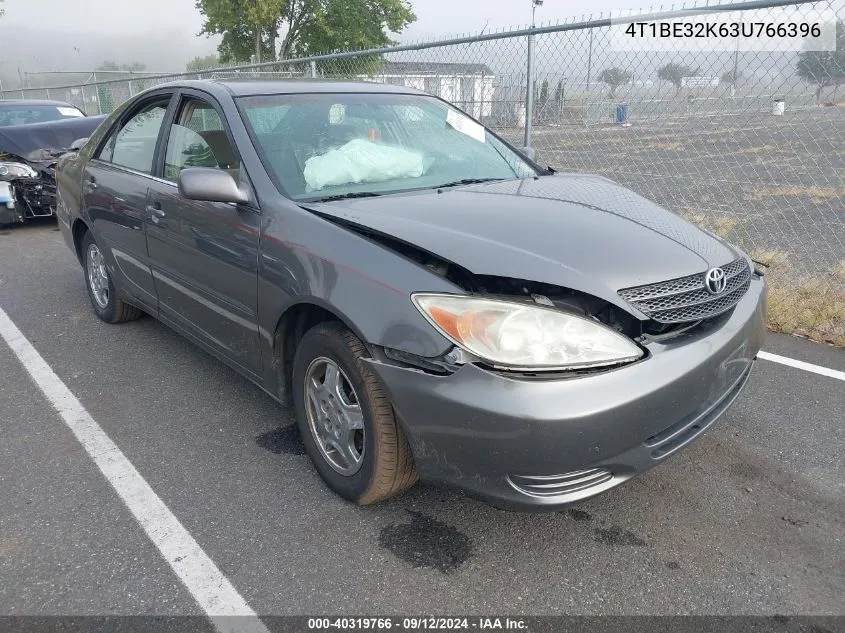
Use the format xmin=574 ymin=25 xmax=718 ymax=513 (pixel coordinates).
xmin=496 ymin=105 xmax=845 ymax=284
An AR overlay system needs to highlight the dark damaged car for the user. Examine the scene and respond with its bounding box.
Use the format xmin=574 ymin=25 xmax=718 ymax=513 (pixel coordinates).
xmin=0 ymin=99 xmax=106 ymax=226
xmin=55 ymin=80 xmax=767 ymax=511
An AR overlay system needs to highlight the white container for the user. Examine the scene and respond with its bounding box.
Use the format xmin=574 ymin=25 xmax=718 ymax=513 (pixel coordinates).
xmin=0 ymin=181 xmax=15 ymax=209
xmin=517 ymin=104 xmax=526 ymax=127
xmin=772 ymin=99 xmax=785 ymax=116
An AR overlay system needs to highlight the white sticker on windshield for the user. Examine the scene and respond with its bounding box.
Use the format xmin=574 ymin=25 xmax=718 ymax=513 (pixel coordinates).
xmin=57 ymin=107 xmax=84 ymax=117
xmin=446 ymin=109 xmax=485 ymax=143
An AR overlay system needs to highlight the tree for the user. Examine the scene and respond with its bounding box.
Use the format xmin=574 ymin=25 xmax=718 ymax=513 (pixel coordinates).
xmin=721 ymin=69 xmax=742 ymax=85
xmin=186 ymin=54 xmax=222 ymax=72
xmin=796 ymin=20 xmax=845 ymax=103
xmin=657 ymin=62 xmax=699 ymax=93
xmin=197 ymin=0 xmax=279 ymax=63
xmin=196 ymin=0 xmax=416 ymax=65
xmin=539 ymin=79 xmax=549 ymax=105
xmin=598 ymin=67 xmax=631 ymax=98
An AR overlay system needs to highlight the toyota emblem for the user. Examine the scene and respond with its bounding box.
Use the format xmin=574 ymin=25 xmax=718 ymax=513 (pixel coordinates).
xmin=705 ymin=267 xmax=727 ymax=294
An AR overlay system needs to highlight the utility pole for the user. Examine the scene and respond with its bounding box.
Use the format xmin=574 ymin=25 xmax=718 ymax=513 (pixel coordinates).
xmin=731 ymin=47 xmax=739 ymax=98
xmin=524 ymin=0 xmax=543 ymax=148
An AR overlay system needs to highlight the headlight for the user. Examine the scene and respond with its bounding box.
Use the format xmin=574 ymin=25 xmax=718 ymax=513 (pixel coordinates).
xmin=412 ymin=293 xmax=644 ymax=371
xmin=0 ymin=162 xmax=38 ymax=180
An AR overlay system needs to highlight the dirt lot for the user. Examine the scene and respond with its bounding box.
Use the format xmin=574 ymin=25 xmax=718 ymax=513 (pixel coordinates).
xmin=497 ymin=105 xmax=845 ymax=283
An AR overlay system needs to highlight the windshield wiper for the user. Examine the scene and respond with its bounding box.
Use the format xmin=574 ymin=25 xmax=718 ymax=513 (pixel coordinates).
xmin=434 ymin=178 xmax=505 ymax=190
xmin=310 ymin=191 xmax=383 ymax=202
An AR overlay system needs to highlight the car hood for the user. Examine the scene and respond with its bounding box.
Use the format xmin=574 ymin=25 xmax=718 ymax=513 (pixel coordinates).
xmin=304 ymin=174 xmax=738 ymax=310
xmin=0 ymin=115 xmax=107 ymax=162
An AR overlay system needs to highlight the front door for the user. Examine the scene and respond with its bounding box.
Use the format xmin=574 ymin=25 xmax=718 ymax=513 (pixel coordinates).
xmin=145 ymin=92 xmax=262 ymax=376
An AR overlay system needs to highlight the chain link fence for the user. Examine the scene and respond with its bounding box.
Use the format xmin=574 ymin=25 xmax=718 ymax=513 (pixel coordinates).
xmin=3 ymin=0 xmax=844 ymax=342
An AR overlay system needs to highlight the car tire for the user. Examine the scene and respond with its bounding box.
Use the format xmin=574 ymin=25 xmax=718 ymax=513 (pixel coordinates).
xmin=81 ymin=231 xmax=142 ymax=324
xmin=292 ymin=321 xmax=418 ymax=505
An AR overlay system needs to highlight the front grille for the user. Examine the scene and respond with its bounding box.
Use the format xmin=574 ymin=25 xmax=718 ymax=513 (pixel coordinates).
xmin=508 ymin=468 xmax=613 ymax=498
xmin=618 ymin=258 xmax=752 ymax=325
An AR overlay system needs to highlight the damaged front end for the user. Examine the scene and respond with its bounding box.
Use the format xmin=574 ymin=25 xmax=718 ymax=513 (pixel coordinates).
xmin=0 ymin=114 xmax=106 ymax=226
xmin=0 ymin=150 xmax=61 ymax=225
xmin=321 ymin=218 xmax=660 ymax=378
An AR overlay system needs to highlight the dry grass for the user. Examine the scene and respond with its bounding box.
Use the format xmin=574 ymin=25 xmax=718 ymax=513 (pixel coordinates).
xmin=644 ymin=141 xmax=684 ymax=151
xmin=754 ymin=256 xmax=845 ymax=347
xmin=680 ymin=211 xmax=739 ymax=241
xmin=750 ymin=249 xmax=790 ymax=269
xmin=766 ymin=277 xmax=845 ymax=347
xmin=747 ymin=186 xmax=845 ymax=203
xmin=676 ymin=211 xmax=844 ymax=346
xmin=733 ymin=144 xmax=781 ymax=156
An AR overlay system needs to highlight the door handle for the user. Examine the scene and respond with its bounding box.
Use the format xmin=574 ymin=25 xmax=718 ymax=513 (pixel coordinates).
xmin=146 ymin=204 xmax=166 ymax=223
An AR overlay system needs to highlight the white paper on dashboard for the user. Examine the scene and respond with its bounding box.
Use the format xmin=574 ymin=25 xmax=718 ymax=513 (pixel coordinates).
xmin=446 ymin=109 xmax=485 ymax=143
xmin=57 ymin=107 xmax=85 ymax=117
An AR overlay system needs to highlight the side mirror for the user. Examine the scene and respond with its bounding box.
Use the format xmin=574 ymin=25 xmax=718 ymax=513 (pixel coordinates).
xmin=69 ymin=137 xmax=89 ymax=152
xmin=177 ymin=168 xmax=249 ymax=205
xmin=520 ymin=146 xmax=536 ymax=161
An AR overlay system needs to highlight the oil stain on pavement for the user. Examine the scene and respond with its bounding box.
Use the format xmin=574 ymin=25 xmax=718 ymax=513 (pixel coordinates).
xmin=379 ymin=510 xmax=473 ymax=574
xmin=594 ymin=525 xmax=649 ymax=547
xmin=565 ymin=508 xmax=593 ymax=522
xmin=562 ymin=507 xmax=649 ymax=546
xmin=256 ymin=425 xmax=306 ymax=455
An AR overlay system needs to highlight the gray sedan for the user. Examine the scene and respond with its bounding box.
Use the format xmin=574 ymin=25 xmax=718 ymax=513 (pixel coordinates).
xmin=55 ymin=80 xmax=767 ymax=510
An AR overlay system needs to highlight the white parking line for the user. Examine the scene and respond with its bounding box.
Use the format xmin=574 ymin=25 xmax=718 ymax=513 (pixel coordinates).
xmin=0 ymin=307 xmax=270 ymax=633
xmin=759 ymin=351 xmax=845 ymax=382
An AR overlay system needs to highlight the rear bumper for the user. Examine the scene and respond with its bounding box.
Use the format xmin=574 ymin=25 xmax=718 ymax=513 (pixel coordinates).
xmin=368 ymin=275 xmax=767 ymax=511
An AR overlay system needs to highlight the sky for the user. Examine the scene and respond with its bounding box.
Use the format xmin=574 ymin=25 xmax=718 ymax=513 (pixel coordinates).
xmin=0 ymin=0 xmax=684 ymax=82
xmin=0 ymin=0 xmax=648 ymax=42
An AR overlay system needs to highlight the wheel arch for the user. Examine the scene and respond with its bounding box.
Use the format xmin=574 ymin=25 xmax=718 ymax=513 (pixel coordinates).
xmin=272 ymin=298 xmax=371 ymax=407
xmin=71 ymin=218 xmax=90 ymax=264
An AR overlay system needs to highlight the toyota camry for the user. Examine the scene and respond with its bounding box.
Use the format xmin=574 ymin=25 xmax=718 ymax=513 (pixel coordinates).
xmin=56 ymin=80 xmax=767 ymax=510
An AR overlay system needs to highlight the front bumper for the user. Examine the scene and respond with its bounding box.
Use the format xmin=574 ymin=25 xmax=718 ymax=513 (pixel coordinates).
xmin=368 ymin=275 xmax=767 ymax=511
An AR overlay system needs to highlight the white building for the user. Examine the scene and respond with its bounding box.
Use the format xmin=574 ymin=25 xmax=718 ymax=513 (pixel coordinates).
xmin=361 ymin=62 xmax=496 ymax=120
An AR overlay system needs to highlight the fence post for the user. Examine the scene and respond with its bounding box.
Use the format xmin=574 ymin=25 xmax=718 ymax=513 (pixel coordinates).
xmin=310 ymin=60 xmax=317 ymax=78
xmin=46 ymin=88 xmax=52 ymax=100
xmin=523 ymin=31 xmax=535 ymax=148
xmin=80 ymin=85 xmax=88 ymax=114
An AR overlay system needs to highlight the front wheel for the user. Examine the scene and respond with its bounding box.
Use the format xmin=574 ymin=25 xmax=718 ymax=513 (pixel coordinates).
xmin=292 ymin=322 xmax=418 ymax=505
xmin=81 ymin=231 xmax=142 ymax=324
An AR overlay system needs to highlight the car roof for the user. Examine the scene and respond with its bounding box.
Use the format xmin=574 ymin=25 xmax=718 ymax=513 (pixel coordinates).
xmin=0 ymin=99 xmax=76 ymax=108
xmin=153 ymin=78 xmax=427 ymax=98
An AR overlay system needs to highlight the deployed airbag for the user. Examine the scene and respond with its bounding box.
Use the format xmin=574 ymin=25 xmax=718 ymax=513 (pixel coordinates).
xmin=303 ymin=139 xmax=425 ymax=191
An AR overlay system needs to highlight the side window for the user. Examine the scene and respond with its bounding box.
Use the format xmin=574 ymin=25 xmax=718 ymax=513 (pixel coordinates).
xmin=97 ymin=101 xmax=168 ymax=174
xmin=163 ymin=98 xmax=239 ymax=182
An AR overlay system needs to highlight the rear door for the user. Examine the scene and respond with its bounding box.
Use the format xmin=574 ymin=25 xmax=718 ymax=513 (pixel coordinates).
xmin=145 ymin=90 xmax=262 ymax=377
xmin=82 ymin=93 xmax=175 ymax=311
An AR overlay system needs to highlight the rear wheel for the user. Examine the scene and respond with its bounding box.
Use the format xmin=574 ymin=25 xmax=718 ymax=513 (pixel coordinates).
xmin=292 ymin=322 xmax=418 ymax=505
xmin=81 ymin=231 xmax=142 ymax=324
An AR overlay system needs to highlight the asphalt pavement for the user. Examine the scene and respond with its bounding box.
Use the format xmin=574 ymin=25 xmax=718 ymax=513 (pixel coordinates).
xmin=1 ymin=220 xmax=843 ymax=619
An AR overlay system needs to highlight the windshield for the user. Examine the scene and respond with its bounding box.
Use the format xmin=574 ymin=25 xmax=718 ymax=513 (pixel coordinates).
xmin=238 ymin=92 xmax=537 ymax=201
xmin=0 ymin=104 xmax=86 ymax=127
